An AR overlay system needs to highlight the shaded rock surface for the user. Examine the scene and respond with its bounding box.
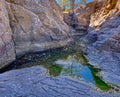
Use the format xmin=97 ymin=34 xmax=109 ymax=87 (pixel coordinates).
xmin=0 ymin=66 xmax=120 ymax=97
xmin=85 ymin=46 xmax=120 ymax=88
xmin=0 ymin=0 xmax=15 ymax=68
xmin=6 ymin=0 xmax=70 ymax=56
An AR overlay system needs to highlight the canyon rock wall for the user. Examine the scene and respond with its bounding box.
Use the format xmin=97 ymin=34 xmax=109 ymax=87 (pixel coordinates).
xmin=86 ymin=0 xmax=120 ymax=52
xmin=89 ymin=0 xmax=119 ymax=30
xmin=64 ymin=1 xmax=104 ymax=32
xmin=6 ymin=0 xmax=70 ymax=56
xmin=74 ymin=1 xmax=97 ymax=31
xmin=84 ymin=0 xmax=120 ymax=86
xmin=0 ymin=0 xmax=70 ymax=68
xmin=0 ymin=0 xmax=15 ymax=68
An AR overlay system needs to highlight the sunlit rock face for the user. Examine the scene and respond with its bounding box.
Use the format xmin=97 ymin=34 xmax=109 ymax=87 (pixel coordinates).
xmin=87 ymin=0 xmax=120 ymax=52
xmin=0 ymin=0 xmax=15 ymax=68
xmin=89 ymin=0 xmax=119 ymax=30
xmin=64 ymin=1 xmax=104 ymax=31
xmin=74 ymin=2 xmax=97 ymax=31
xmin=6 ymin=0 xmax=70 ymax=56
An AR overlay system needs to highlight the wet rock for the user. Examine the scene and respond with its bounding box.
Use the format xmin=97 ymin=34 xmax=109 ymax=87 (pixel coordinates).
xmin=0 ymin=66 xmax=120 ymax=97
xmin=99 ymin=71 xmax=120 ymax=88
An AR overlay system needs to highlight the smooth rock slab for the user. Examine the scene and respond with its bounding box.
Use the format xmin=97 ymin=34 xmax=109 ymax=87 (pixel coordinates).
xmin=85 ymin=46 xmax=120 ymax=87
xmin=0 ymin=66 xmax=120 ymax=97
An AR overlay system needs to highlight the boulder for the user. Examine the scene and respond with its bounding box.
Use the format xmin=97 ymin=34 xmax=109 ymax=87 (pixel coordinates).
xmin=6 ymin=0 xmax=70 ymax=56
xmin=75 ymin=2 xmax=97 ymax=31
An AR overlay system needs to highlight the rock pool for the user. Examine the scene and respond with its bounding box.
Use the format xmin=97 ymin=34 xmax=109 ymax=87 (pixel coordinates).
xmin=0 ymin=48 xmax=112 ymax=91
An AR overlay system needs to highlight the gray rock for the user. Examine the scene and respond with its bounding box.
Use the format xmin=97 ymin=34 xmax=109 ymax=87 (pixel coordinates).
xmin=0 ymin=66 xmax=119 ymax=97
xmin=83 ymin=0 xmax=120 ymax=87
xmin=0 ymin=0 xmax=15 ymax=68
xmin=6 ymin=0 xmax=70 ymax=56
xmin=85 ymin=46 xmax=120 ymax=87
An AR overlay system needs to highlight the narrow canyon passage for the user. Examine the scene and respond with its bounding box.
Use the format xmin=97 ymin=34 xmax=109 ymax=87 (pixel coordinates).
xmin=0 ymin=40 xmax=120 ymax=97
xmin=0 ymin=44 xmax=112 ymax=91
xmin=0 ymin=0 xmax=120 ymax=97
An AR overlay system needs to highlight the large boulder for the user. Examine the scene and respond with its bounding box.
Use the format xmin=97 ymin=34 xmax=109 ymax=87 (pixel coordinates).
xmin=0 ymin=0 xmax=15 ymax=68
xmin=93 ymin=14 xmax=120 ymax=52
xmin=6 ymin=0 xmax=70 ymax=56
xmin=74 ymin=2 xmax=97 ymax=31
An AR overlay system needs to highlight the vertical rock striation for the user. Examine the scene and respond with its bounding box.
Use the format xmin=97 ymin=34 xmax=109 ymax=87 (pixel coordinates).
xmin=0 ymin=0 xmax=70 ymax=68
xmin=84 ymin=0 xmax=120 ymax=87
xmin=0 ymin=0 xmax=15 ymax=68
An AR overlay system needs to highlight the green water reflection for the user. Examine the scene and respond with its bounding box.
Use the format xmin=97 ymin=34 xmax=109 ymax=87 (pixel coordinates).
xmin=54 ymin=52 xmax=111 ymax=90
xmin=11 ymin=50 xmax=111 ymax=91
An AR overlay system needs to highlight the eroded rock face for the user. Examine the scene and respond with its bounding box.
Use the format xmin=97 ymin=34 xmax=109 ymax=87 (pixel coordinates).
xmin=74 ymin=2 xmax=97 ymax=31
xmin=89 ymin=0 xmax=119 ymax=30
xmin=84 ymin=0 xmax=120 ymax=87
xmin=0 ymin=0 xmax=70 ymax=68
xmin=86 ymin=0 xmax=120 ymax=52
xmin=64 ymin=1 xmax=104 ymax=32
xmin=0 ymin=0 xmax=15 ymax=68
xmin=6 ymin=0 xmax=70 ymax=56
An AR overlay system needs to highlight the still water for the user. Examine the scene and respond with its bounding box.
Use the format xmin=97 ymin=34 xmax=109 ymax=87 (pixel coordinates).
xmin=0 ymin=48 xmax=111 ymax=91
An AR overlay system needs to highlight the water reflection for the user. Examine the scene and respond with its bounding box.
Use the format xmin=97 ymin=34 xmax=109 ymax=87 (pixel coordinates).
xmin=0 ymin=48 xmax=111 ymax=91
xmin=55 ymin=55 xmax=95 ymax=84
xmin=55 ymin=53 xmax=111 ymax=91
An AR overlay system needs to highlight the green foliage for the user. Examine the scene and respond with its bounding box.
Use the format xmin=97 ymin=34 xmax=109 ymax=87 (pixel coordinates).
xmin=49 ymin=65 xmax=62 ymax=76
xmin=57 ymin=0 xmax=87 ymax=11
xmin=60 ymin=0 xmax=70 ymax=11
xmin=78 ymin=53 xmax=112 ymax=91
xmin=80 ymin=0 xmax=86 ymax=5
xmin=89 ymin=66 xmax=112 ymax=90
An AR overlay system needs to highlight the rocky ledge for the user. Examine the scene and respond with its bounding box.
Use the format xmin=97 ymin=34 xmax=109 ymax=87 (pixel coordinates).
xmin=0 ymin=66 xmax=120 ymax=97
